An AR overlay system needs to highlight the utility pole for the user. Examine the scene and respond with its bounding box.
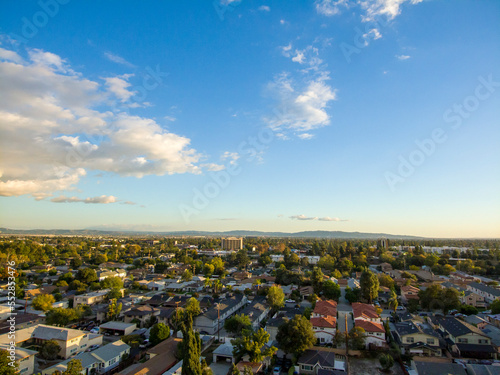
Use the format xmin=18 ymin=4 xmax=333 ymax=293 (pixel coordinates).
xmin=345 ymin=313 xmax=349 ymax=356
xmin=217 ymin=303 xmax=221 ymax=342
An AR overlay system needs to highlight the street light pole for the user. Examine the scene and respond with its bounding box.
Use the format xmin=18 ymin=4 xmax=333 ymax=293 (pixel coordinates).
xmin=217 ymin=303 xmax=220 ymax=342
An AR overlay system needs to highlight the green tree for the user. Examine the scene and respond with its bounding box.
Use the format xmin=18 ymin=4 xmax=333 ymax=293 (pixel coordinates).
xmin=211 ymin=257 xmax=225 ymax=274
xmin=185 ymin=297 xmax=201 ymax=317
xmin=236 ymin=250 xmax=250 ymax=269
xmin=94 ymin=254 xmax=108 ymax=264
xmin=107 ymin=288 xmax=122 ymax=300
xmin=77 ymin=268 xmax=98 ymax=284
xmin=224 ymin=314 xmax=252 ymax=335
xmin=360 ymin=270 xmax=380 ymax=303
xmin=321 ymin=280 xmax=341 ymax=300
xmin=491 ymin=300 xmax=500 ymax=314
xmin=267 ymin=285 xmax=285 ymax=311
xmin=40 ymin=339 xmax=61 ymax=360
xmin=32 ymin=294 xmax=55 ymax=312
xmin=101 ymin=276 xmax=124 ymax=289
xmin=180 ymin=314 xmax=202 ymax=375
xmin=388 ymin=290 xmax=398 ymax=312
xmin=70 ymin=258 xmax=83 ymax=269
xmin=378 ymin=274 xmax=395 ymax=289
xmin=45 ymin=307 xmax=79 ymax=326
xmin=150 ymin=323 xmax=170 ymax=346
xmin=442 ymin=288 xmax=460 ymax=314
xmin=345 ymin=287 xmax=361 ymax=304
xmin=107 ymin=298 xmax=122 ymax=320
xmin=203 ymin=263 xmax=214 ymax=277
xmin=181 ymin=269 xmax=193 ymax=282
xmin=379 ymin=354 xmax=394 ymax=371
xmin=311 ymin=267 xmax=325 ymax=294
xmin=276 ymin=315 xmax=315 ymax=357
xmin=0 ymin=349 xmax=18 ymax=375
xmin=348 ymin=327 xmax=366 ymax=350
xmin=63 ymin=359 xmax=83 ymax=375
xmin=201 ymin=358 xmax=213 ymax=375
xmin=232 ymin=328 xmax=277 ymax=362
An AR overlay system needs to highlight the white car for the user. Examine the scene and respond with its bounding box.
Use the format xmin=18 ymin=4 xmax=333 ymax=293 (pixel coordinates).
xmin=90 ymin=327 xmax=99 ymax=333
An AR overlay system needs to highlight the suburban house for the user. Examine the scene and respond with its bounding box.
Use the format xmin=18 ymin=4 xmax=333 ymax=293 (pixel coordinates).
xmin=97 ymin=270 xmax=126 ymax=282
xmin=194 ymin=294 xmax=247 ymax=334
xmin=461 ymin=291 xmax=486 ymax=308
xmin=0 ymin=344 xmax=37 ymax=375
xmin=74 ymin=289 xmax=110 ymax=307
xmin=351 ymin=303 xmax=386 ymax=348
xmin=157 ymin=307 xmax=177 ymax=328
xmin=123 ymin=305 xmax=159 ymax=328
xmin=313 ymin=300 xmax=337 ymax=319
xmin=311 ymin=300 xmax=337 ymax=345
xmin=400 ymin=286 xmax=420 ymax=304
xmin=297 ymin=349 xmax=346 ymax=374
xmin=467 ymin=282 xmax=500 ymax=304
xmin=42 ymin=340 xmax=130 ymax=375
xmin=99 ymin=321 xmax=137 ymax=336
xmin=311 ymin=316 xmax=337 ymax=345
xmin=147 ymin=281 xmax=166 ymax=291
xmin=437 ymin=317 xmax=497 ymax=359
xmin=240 ymin=296 xmax=270 ymax=330
xmin=31 ymin=324 xmax=103 ymax=359
xmin=391 ymin=321 xmax=442 ymax=356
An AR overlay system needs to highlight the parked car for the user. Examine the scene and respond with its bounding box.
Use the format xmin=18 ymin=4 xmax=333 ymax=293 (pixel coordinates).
xmin=90 ymin=327 xmax=99 ymax=334
xmin=273 ymin=366 xmax=281 ymax=375
xmin=87 ymin=344 xmax=100 ymax=352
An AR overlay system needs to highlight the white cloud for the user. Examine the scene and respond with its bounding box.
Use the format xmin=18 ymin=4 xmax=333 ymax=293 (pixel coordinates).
xmin=298 ymin=133 xmax=314 ymax=140
xmin=396 ymin=54 xmax=411 ymax=60
xmin=264 ymin=73 xmax=336 ymax=135
xmin=164 ymin=115 xmax=176 ymax=122
xmin=316 ymin=0 xmax=423 ymax=22
xmin=221 ymin=151 xmax=240 ymax=165
xmin=0 ymin=48 xmax=23 ymax=63
xmin=360 ymin=0 xmax=423 ymax=21
xmin=103 ymin=75 xmax=136 ymax=102
xmin=280 ymin=19 xmax=286 ymax=25
xmin=290 ymin=214 xmax=348 ymax=221
xmin=51 ymin=195 xmax=117 ymax=204
xmin=104 ymin=52 xmax=136 ymax=68
xmin=292 ymin=51 xmax=306 ymax=64
xmin=201 ymin=163 xmax=225 ymax=171
xmin=315 ymin=0 xmax=349 ymax=16
xmin=0 ymin=45 xmax=208 ymax=199
xmin=290 ymin=214 xmax=318 ymax=220
xmin=258 ymin=5 xmax=270 ymax=11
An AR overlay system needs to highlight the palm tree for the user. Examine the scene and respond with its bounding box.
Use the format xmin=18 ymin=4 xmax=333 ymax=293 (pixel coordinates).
xmin=388 ymin=290 xmax=398 ymax=312
xmin=204 ymin=278 xmax=213 ymax=291
xmin=213 ymin=279 xmax=222 ymax=294
xmin=253 ymin=279 xmax=262 ymax=290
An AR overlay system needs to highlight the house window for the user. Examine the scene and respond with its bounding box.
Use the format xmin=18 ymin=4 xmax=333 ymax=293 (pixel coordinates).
xmin=321 ymin=338 xmax=325 ymax=342
xmin=302 ymin=365 xmax=313 ymax=371
xmin=478 ymin=339 xmax=488 ymax=344
xmin=406 ymin=337 xmax=414 ymax=343
xmin=426 ymin=339 xmax=434 ymax=345
xmin=458 ymin=338 xmax=468 ymax=344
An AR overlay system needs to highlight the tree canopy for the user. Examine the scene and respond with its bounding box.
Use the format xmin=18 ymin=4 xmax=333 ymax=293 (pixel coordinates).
xmin=276 ymin=315 xmax=315 ymax=357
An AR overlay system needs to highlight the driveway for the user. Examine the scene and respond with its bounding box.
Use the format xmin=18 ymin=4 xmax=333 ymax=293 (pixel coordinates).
xmin=210 ymin=362 xmax=232 ymax=375
xmin=337 ymin=288 xmax=353 ymax=334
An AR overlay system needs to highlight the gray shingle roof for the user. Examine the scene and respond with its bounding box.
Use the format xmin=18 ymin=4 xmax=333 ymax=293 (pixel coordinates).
xmin=32 ymin=324 xmax=85 ymax=341
xmin=469 ymin=282 xmax=500 ymax=297
xmin=439 ymin=317 xmax=488 ymax=338
xmin=298 ymin=349 xmax=336 ymax=368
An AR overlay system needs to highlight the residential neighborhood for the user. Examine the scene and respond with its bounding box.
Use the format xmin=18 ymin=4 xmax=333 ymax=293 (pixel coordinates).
xmin=1 ymin=235 xmax=500 ymax=375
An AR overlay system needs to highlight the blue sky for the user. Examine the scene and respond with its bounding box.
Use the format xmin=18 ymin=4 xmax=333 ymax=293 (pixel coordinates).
xmin=0 ymin=0 xmax=499 ymax=238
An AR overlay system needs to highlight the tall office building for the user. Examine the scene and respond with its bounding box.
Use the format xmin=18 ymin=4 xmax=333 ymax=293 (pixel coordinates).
xmin=221 ymin=237 xmax=243 ymax=251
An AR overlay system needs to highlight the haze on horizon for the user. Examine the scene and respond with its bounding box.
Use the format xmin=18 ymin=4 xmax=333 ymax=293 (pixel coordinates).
xmin=0 ymin=1 xmax=499 ymax=239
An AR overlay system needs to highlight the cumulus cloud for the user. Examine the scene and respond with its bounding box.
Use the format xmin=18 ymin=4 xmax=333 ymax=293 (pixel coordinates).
xmin=258 ymin=5 xmax=270 ymax=11
xmin=315 ymin=0 xmax=349 ymax=16
xmin=290 ymin=214 xmax=318 ymax=220
xmin=264 ymin=73 xmax=336 ymax=135
xmin=0 ymin=48 xmax=23 ymax=63
xmin=221 ymin=151 xmax=240 ymax=165
xmin=51 ymin=195 xmax=118 ymax=204
xmin=315 ymin=0 xmax=423 ymax=22
xmin=104 ymin=52 xmax=136 ymax=68
xmin=0 ymin=44 xmax=208 ymax=200
xmin=103 ymin=75 xmax=136 ymax=102
xmin=290 ymin=214 xmax=348 ymax=221
xmin=396 ymin=54 xmax=411 ymax=60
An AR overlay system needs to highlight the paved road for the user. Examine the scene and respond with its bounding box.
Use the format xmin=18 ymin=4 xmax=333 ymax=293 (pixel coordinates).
xmin=337 ymin=287 xmax=353 ymax=334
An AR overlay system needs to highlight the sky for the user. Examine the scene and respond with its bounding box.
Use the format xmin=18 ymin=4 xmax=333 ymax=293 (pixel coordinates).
xmin=0 ymin=0 xmax=499 ymax=238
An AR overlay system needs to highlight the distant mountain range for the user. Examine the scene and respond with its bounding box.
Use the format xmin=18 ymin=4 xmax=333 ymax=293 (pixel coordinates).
xmin=0 ymin=227 xmax=423 ymax=239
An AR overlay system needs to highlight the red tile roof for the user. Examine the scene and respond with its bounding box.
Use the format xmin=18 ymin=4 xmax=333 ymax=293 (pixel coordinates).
xmin=355 ymin=320 xmax=385 ymax=333
xmin=313 ymin=300 xmax=337 ymax=317
xmin=311 ymin=316 xmax=337 ymax=329
xmin=352 ymin=302 xmax=379 ymax=320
